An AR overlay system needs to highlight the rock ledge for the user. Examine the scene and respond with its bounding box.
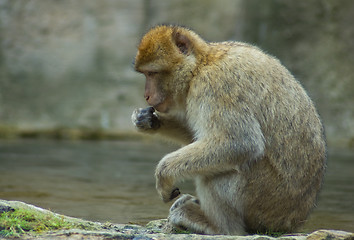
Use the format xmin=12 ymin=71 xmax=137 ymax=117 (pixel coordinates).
xmin=1 ymin=200 xmax=353 ymax=240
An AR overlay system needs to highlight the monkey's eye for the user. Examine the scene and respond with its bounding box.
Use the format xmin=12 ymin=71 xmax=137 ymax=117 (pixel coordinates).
xmin=146 ymin=71 xmax=158 ymax=77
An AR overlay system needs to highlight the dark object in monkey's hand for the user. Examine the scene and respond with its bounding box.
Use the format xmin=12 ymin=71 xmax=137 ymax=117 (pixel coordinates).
xmin=134 ymin=107 xmax=161 ymax=130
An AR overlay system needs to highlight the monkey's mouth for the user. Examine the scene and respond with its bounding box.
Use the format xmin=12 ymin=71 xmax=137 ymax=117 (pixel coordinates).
xmin=152 ymin=101 xmax=169 ymax=113
xmin=153 ymin=103 xmax=166 ymax=113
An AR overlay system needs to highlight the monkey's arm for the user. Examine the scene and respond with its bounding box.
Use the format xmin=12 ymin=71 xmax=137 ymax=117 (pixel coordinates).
xmin=155 ymin=115 xmax=265 ymax=202
xmin=132 ymin=107 xmax=194 ymax=145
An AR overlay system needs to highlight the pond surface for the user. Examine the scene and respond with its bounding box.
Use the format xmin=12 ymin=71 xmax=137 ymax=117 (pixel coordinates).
xmin=0 ymin=139 xmax=353 ymax=233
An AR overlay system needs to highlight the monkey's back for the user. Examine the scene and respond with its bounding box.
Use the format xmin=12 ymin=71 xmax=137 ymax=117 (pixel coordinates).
xmin=201 ymin=42 xmax=326 ymax=233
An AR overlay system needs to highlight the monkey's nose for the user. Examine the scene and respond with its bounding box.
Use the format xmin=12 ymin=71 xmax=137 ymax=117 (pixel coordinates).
xmin=145 ymin=96 xmax=150 ymax=101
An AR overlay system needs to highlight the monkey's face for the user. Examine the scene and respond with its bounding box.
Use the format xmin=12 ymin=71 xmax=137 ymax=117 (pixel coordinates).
xmin=134 ymin=59 xmax=175 ymax=113
xmin=134 ymin=26 xmax=194 ymax=113
xmin=141 ymin=70 xmax=172 ymax=113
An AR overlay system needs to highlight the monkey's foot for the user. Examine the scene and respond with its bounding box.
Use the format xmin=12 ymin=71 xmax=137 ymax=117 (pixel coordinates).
xmin=170 ymin=194 xmax=199 ymax=212
xmin=168 ymin=194 xmax=217 ymax=234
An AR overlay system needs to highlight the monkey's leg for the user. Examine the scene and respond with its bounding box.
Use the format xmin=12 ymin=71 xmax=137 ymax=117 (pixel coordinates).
xmin=168 ymin=194 xmax=219 ymax=235
xmin=155 ymin=132 xmax=264 ymax=202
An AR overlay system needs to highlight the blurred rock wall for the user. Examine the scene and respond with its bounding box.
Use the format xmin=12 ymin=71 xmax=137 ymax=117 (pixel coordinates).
xmin=0 ymin=0 xmax=145 ymax=130
xmin=241 ymin=0 xmax=354 ymax=145
xmin=0 ymin=0 xmax=353 ymax=145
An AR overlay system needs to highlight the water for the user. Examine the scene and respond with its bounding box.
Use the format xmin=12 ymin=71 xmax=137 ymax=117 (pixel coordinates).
xmin=0 ymin=139 xmax=353 ymax=233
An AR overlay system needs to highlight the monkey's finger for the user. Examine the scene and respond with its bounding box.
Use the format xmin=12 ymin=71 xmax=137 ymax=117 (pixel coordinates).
xmin=147 ymin=106 xmax=155 ymax=113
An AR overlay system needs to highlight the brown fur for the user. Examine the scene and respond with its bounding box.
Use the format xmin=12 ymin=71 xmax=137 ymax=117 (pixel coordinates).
xmin=131 ymin=25 xmax=326 ymax=235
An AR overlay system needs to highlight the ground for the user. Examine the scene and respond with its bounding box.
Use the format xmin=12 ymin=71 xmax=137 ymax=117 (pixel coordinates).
xmin=0 ymin=200 xmax=353 ymax=240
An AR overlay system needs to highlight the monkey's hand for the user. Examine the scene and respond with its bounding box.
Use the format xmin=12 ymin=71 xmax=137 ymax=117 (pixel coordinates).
xmin=131 ymin=107 xmax=161 ymax=131
xmin=155 ymin=157 xmax=180 ymax=203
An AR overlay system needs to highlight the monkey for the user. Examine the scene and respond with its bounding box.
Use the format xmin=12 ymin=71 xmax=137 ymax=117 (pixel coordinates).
xmin=131 ymin=25 xmax=326 ymax=235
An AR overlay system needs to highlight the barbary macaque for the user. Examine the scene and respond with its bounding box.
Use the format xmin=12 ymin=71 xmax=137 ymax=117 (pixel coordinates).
xmin=131 ymin=25 xmax=326 ymax=235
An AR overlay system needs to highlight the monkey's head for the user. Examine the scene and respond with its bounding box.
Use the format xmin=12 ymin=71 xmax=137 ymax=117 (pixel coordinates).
xmin=134 ymin=25 xmax=207 ymax=113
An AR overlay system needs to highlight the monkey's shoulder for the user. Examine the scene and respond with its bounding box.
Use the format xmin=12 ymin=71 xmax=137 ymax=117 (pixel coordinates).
xmin=206 ymin=41 xmax=274 ymax=67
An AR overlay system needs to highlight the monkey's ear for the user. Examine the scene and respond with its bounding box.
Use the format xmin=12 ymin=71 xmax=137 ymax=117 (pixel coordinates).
xmin=172 ymin=30 xmax=191 ymax=55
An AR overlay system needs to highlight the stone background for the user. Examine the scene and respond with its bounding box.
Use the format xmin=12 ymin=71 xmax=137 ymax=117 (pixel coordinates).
xmin=0 ymin=0 xmax=353 ymax=146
